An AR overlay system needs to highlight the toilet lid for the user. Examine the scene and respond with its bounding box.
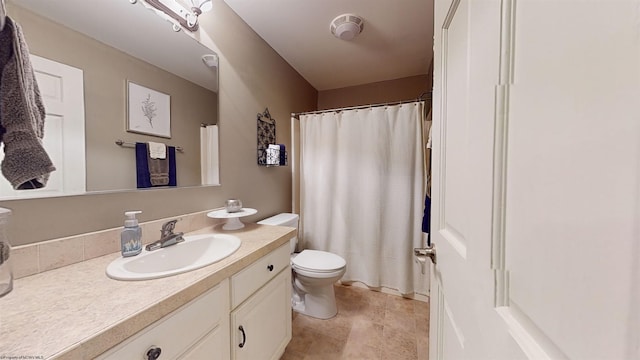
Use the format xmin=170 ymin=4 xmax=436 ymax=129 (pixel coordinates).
xmin=292 ymin=250 xmax=346 ymax=272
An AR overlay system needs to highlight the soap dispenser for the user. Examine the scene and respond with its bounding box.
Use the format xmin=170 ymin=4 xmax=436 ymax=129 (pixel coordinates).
xmin=121 ymin=211 xmax=142 ymax=257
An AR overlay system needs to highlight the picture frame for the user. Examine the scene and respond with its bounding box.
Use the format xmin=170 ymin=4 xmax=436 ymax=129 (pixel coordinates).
xmin=126 ymin=81 xmax=171 ymax=138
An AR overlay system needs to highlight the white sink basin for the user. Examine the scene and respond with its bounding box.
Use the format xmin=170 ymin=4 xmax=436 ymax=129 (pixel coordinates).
xmin=106 ymin=233 xmax=241 ymax=281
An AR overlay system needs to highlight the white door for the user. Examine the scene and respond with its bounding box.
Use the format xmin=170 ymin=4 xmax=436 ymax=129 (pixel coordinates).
xmin=0 ymin=55 xmax=85 ymax=199
xmin=429 ymin=1 xmax=640 ymax=359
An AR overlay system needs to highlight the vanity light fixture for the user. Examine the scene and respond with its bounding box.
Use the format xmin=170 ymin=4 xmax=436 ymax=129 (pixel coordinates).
xmin=190 ymin=0 xmax=213 ymax=15
xmin=131 ymin=0 xmax=213 ymax=32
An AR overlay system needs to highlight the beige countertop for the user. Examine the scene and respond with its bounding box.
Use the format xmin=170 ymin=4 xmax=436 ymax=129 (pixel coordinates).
xmin=0 ymin=223 xmax=295 ymax=359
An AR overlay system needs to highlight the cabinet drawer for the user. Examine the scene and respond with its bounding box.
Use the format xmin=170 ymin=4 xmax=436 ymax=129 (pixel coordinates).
xmin=97 ymin=279 xmax=229 ymax=360
xmin=231 ymin=243 xmax=289 ymax=308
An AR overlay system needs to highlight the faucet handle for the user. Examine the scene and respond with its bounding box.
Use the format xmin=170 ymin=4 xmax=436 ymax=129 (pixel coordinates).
xmin=161 ymin=219 xmax=178 ymax=236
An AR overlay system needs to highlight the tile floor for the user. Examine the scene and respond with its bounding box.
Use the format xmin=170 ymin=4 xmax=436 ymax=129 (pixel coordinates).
xmin=280 ymin=284 xmax=429 ymax=360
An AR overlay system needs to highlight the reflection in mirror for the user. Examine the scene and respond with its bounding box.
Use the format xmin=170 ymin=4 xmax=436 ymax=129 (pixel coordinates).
xmin=1 ymin=0 xmax=219 ymax=199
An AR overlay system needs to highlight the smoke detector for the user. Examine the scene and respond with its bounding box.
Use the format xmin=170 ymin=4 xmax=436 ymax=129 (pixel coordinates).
xmin=330 ymin=13 xmax=364 ymax=41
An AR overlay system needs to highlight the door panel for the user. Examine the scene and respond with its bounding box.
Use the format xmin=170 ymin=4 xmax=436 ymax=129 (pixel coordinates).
xmin=431 ymin=0 xmax=514 ymax=358
xmin=431 ymin=0 xmax=640 ymax=359
xmin=0 ymin=55 xmax=85 ymax=198
xmin=442 ymin=0 xmax=470 ymax=255
xmin=502 ymin=2 xmax=640 ymax=358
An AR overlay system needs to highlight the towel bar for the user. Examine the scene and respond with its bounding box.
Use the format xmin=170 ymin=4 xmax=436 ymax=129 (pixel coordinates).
xmin=115 ymin=139 xmax=184 ymax=153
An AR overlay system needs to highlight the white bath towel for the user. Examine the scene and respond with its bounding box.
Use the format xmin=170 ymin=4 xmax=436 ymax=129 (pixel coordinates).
xmin=147 ymin=141 xmax=166 ymax=159
xmin=267 ymin=144 xmax=280 ymax=165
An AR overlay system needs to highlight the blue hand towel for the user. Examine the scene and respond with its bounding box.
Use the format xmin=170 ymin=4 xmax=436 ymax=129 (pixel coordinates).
xmin=422 ymin=194 xmax=431 ymax=246
xmin=168 ymin=146 xmax=176 ymax=186
xmin=278 ymin=144 xmax=286 ymax=165
xmin=422 ymin=194 xmax=431 ymax=233
xmin=136 ymin=142 xmax=176 ymax=188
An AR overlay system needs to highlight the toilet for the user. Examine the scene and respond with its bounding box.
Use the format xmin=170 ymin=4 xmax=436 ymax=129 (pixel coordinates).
xmin=258 ymin=213 xmax=346 ymax=319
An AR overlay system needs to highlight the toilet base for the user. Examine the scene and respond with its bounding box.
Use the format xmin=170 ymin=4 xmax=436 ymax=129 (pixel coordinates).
xmin=292 ymin=281 xmax=338 ymax=319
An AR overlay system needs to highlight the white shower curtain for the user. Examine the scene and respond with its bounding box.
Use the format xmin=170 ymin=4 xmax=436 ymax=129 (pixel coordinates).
xmin=299 ymin=102 xmax=425 ymax=295
xmin=200 ymin=125 xmax=219 ymax=185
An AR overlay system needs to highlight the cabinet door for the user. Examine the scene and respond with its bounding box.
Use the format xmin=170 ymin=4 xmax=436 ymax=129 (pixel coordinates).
xmin=178 ymin=323 xmax=230 ymax=360
xmin=231 ymin=269 xmax=292 ymax=360
xmin=97 ymin=280 xmax=229 ymax=360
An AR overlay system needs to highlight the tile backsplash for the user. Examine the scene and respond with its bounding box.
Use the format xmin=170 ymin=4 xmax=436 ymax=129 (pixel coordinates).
xmin=11 ymin=209 xmax=225 ymax=279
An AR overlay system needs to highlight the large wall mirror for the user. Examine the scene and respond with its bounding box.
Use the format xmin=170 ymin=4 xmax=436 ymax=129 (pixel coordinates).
xmin=2 ymin=0 xmax=219 ymax=199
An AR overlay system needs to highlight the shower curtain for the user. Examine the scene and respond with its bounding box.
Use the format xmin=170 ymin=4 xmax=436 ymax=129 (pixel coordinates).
xmin=299 ymin=102 xmax=426 ymax=295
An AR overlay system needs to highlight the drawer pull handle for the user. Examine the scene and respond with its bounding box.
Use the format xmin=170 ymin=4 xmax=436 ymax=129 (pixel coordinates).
xmin=146 ymin=346 xmax=162 ymax=360
xmin=239 ymin=325 xmax=247 ymax=348
xmin=267 ymin=264 xmax=274 ymax=272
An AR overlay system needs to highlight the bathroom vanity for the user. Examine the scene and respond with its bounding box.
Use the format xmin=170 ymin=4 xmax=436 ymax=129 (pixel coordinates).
xmin=97 ymin=243 xmax=291 ymax=360
xmin=0 ymin=223 xmax=295 ymax=360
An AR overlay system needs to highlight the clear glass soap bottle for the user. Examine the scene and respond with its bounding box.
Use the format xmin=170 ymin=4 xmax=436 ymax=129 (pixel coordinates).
xmin=0 ymin=207 xmax=13 ymax=298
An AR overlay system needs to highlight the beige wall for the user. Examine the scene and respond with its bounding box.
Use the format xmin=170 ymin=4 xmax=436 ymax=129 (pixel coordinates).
xmin=2 ymin=0 xmax=317 ymax=246
xmin=318 ymin=74 xmax=431 ymax=110
xmin=7 ymin=4 xmax=218 ymax=192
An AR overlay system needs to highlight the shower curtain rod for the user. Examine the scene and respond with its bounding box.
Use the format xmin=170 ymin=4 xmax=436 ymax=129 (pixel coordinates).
xmin=291 ymin=93 xmax=431 ymax=120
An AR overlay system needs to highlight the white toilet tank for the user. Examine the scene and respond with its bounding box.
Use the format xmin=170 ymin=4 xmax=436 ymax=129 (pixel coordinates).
xmin=257 ymin=213 xmax=299 ymax=253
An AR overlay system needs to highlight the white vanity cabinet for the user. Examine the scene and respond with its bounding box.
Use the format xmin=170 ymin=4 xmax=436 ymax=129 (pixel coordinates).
xmin=96 ymin=242 xmax=292 ymax=360
xmin=230 ymin=243 xmax=292 ymax=360
xmin=96 ymin=279 xmax=230 ymax=360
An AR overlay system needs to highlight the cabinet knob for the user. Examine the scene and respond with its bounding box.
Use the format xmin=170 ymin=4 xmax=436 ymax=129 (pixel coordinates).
xmin=267 ymin=264 xmax=274 ymax=272
xmin=146 ymin=346 xmax=162 ymax=360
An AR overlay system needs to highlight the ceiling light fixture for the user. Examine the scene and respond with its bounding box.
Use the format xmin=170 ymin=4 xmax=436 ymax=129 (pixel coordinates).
xmin=330 ymin=13 xmax=364 ymax=41
xmin=132 ymin=0 xmax=212 ymax=32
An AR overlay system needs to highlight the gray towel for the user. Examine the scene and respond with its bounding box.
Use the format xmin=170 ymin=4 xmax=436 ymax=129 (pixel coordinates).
xmin=0 ymin=17 xmax=55 ymax=189
xmin=147 ymin=144 xmax=169 ymax=186
xmin=0 ymin=241 xmax=8 ymax=266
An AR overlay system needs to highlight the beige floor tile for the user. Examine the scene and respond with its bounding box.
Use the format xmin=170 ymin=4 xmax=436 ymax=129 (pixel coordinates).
xmin=416 ymin=316 xmax=429 ymax=337
xmin=280 ymin=349 xmax=306 ymax=360
xmin=385 ymin=308 xmax=417 ymax=333
xmin=286 ymin=327 xmax=320 ymax=354
xmin=386 ymin=295 xmax=416 ymax=316
xmin=336 ymin=297 xmax=364 ymax=317
xmin=352 ymin=302 xmax=386 ymax=324
xmin=282 ymin=285 xmax=429 ymax=360
xmin=414 ymin=299 xmax=430 ymax=315
xmin=313 ymin=312 xmax=354 ymax=340
xmin=417 ymin=336 xmax=429 ymax=360
xmin=381 ymin=327 xmax=418 ymax=360
xmin=305 ymin=332 xmax=347 ymax=358
xmin=362 ymin=289 xmax=390 ymax=308
xmin=342 ymin=342 xmax=382 ymax=360
xmin=292 ymin=311 xmax=326 ymax=329
xmin=348 ymin=318 xmax=384 ymax=350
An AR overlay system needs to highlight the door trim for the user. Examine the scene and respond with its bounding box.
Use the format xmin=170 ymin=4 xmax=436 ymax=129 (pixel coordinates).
xmin=491 ymin=0 xmax=516 ymax=307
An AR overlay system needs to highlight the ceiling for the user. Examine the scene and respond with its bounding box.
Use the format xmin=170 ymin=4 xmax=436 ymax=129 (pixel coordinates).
xmin=222 ymin=0 xmax=434 ymax=91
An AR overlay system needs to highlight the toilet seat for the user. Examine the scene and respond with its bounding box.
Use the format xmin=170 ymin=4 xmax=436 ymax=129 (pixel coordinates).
xmin=292 ymin=250 xmax=346 ymax=273
xmin=293 ymin=265 xmax=345 ymax=279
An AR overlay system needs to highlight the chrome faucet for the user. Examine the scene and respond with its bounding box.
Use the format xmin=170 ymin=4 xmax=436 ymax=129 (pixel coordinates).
xmin=145 ymin=219 xmax=184 ymax=251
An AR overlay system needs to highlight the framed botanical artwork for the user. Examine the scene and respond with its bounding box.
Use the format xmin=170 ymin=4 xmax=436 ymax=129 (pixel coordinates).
xmin=126 ymin=81 xmax=171 ymax=138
